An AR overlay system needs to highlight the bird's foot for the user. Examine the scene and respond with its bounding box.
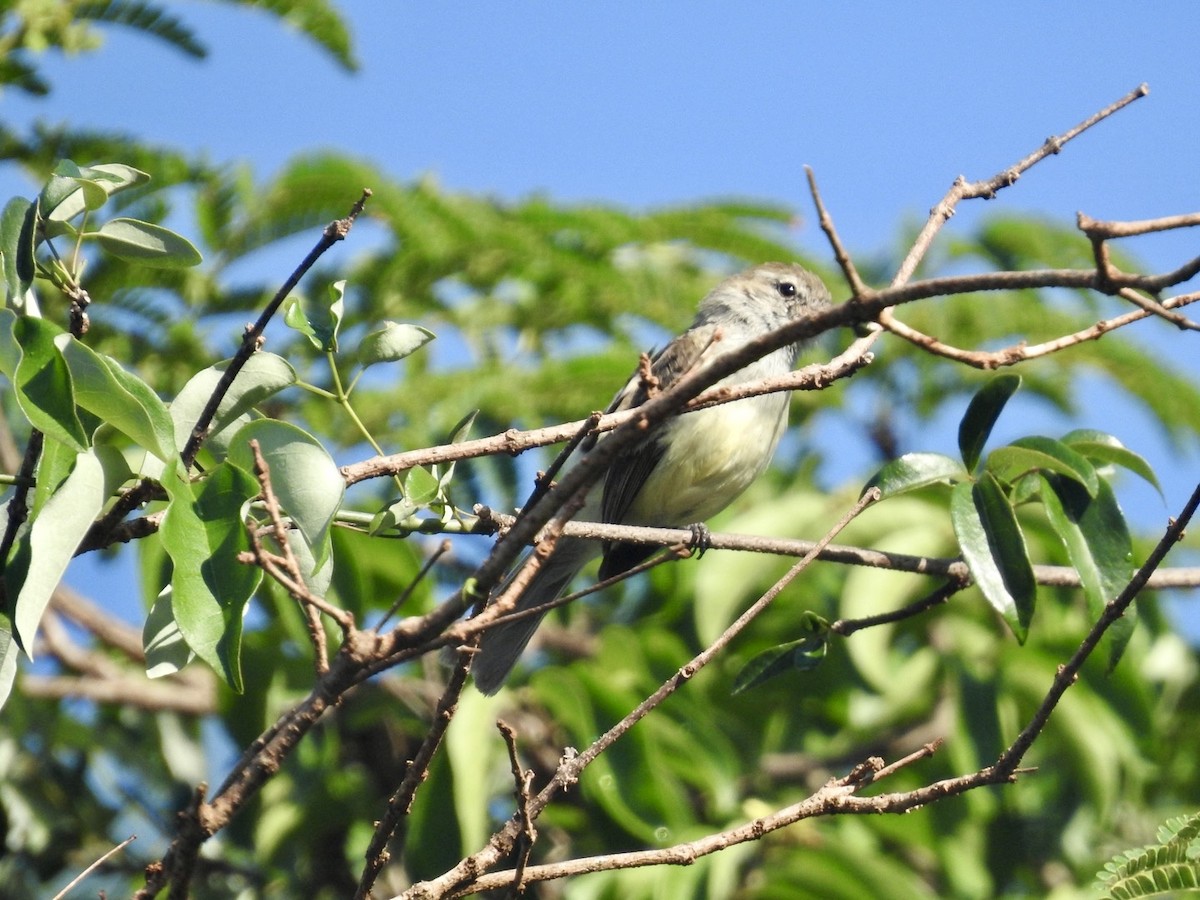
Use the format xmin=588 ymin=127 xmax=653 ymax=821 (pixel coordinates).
xmin=686 ymin=522 xmax=712 ymax=558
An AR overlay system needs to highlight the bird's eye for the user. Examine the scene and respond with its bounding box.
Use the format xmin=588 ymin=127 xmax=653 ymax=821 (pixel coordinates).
xmin=776 ymin=281 xmax=797 ymax=298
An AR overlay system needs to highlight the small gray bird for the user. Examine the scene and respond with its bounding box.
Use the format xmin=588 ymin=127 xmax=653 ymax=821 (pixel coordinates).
xmin=472 ymin=262 xmax=833 ymax=694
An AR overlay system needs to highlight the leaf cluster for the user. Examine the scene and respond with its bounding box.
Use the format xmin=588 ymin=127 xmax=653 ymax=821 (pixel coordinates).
xmin=0 ymin=0 xmax=354 ymax=98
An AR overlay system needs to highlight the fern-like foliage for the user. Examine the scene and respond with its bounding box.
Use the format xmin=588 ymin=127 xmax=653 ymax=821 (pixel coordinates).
xmin=219 ymin=0 xmax=358 ymax=70
xmin=75 ymin=0 xmax=207 ymax=59
xmin=1096 ymin=812 xmax=1200 ymax=899
xmin=0 ymin=0 xmax=354 ymax=101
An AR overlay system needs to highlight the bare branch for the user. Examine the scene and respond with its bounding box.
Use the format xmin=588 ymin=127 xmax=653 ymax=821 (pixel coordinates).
xmin=472 ymin=510 xmax=1200 ymax=591
xmin=342 ymin=342 xmax=870 ymax=487
xmin=877 ymin=84 xmax=1154 ymax=345
xmin=374 ymin=539 xmax=453 ymax=631
xmin=355 ymin=650 xmax=474 ymax=899
xmin=30 ymin=606 xmax=215 ymax=715
xmin=995 ymin=479 xmax=1200 ymax=773
xmin=805 ymin=164 xmax=869 ymax=298
xmin=880 ymin=288 xmax=1200 ymax=368
xmin=50 ymin=584 xmax=146 ymax=662
xmin=830 ymin=579 xmax=966 ymax=637
xmin=889 ymin=83 xmax=1149 ymax=288
xmin=496 ymin=720 xmax=537 ymax=896
xmin=52 ymin=835 xmax=137 ymax=900
xmin=456 ymin=744 xmax=941 ymax=896
xmin=400 ymin=491 xmax=879 ymax=899
xmin=1078 ymin=210 xmax=1200 ymax=239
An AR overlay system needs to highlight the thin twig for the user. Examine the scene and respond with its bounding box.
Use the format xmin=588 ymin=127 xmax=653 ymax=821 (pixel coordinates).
xmin=1114 ymin=286 xmax=1200 ymax=331
xmin=456 ymin=743 xmax=944 ymax=896
xmin=242 ymin=442 xmax=354 ymax=670
xmin=354 ymin=650 xmax=474 ymax=900
xmin=497 ymin=720 xmax=536 ymax=897
xmin=342 ymin=344 xmax=868 ymax=488
xmin=830 ymin=579 xmax=966 ymax=637
xmin=251 ymin=440 xmax=327 ymax=672
xmin=890 ymin=83 xmax=1149 ymax=290
xmin=51 ymin=834 xmax=137 ymax=900
xmin=374 ymin=539 xmax=453 ymax=631
xmin=805 ymin=165 xmax=868 ymax=297
xmin=1078 ymin=209 xmax=1200 ymax=239
xmin=995 ymin=480 xmax=1200 ymax=774
xmin=883 ymin=287 xmax=1200 ymax=368
xmin=181 ymin=191 xmax=372 ymax=467
xmin=473 ymin=510 xmax=1200 ymax=591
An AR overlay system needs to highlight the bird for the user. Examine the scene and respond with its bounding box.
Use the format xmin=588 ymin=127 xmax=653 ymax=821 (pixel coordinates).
xmin=472 ymin=262 xmax=833 ymax=694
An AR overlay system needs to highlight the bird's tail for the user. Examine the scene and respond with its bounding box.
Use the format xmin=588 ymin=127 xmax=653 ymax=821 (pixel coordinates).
xmin=472 ymin=536 xmax=600 ymax=694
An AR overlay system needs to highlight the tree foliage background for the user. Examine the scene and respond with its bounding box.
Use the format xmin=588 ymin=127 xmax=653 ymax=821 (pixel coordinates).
xmin=0 ymin=4 xmax=1198 ymax=899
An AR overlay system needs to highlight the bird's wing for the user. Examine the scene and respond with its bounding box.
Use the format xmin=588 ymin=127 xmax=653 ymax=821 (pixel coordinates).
xmin=597 ymin=324 xmax=718 ymax=578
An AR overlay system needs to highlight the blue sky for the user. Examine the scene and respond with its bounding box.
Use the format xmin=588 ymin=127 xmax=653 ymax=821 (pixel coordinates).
xmin=7 ymin=4 xmax=1198 ymax=253
xmin=2 ymin=3 xmax=1198 ymax=629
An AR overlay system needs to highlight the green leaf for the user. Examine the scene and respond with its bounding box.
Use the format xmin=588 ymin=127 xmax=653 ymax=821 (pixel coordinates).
xmin=1040 ymin=474 xmax=1136 ymax=670
xmin=143 ymin=586 xmax=194 ymax=678
xmin=169 ymin=352 xmax=297 ymax=455
xmin=433 ymin=408 xmax=478 ymax=491
xmin=444 ymin=689 xmax=506 ymax=853
xmin=951 ymin=473 xmax=1037 ymax=641
xmin=283 ymin=279 xmax=344 ymax=352
xmin=0 ymin=612 xmax=18 ymax=711
xmin=5 ymin=315 xmax=88 ymax=451
xmin=44 ymin=170 xmax=107 ymax=216
xmin=30 ymin=436 xmax=82 ymax=517
xmin=1062 ymin=429 xmax=1163 ymax=496
xmin=358 ymin=321 xmax=436 ymax=369
xmin=958 ymin=374 xmax=1021 ymax=471
xmin=280 ymin=528 xmax=334 ymax=598
xmin=160 ymin=459 xmax=262 ymax=691
xmin=731 ymin=612 xmax=829 ymax=694
xmin=76 ymin=2 xmax=207 ymax=59
xmin=227 ymin=420 xmax=344 ymax=567
xmin=0 ymin=197 xmax=38 ymax=310
xmin=369 ymin=498 xmax=418 ymax=535
xmin=39 ymin=161 xmax=86 ymax=214
xmin=4 ymin=448 xmax=112 ymax=654
xmin=43 ymin=162 xmax=152 ymax=223
xmin=14 ymin=196 xmax=38 ymax=288
xmin=861 ymin=451 xmax=968 ymax=499
xmin=404 ymin=465 xmax=441 ymax=506
xmin=91 ymin=218 xmax=202 ymax=268
xmin=57 ymin=334 xmax=176 ymax=461
xmin=986 ymin=435 xmax=1099 ymax=496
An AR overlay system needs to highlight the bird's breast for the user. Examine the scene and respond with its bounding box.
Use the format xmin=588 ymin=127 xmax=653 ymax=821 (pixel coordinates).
xmin=624 ymin=393 xmax=790 ymax=526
